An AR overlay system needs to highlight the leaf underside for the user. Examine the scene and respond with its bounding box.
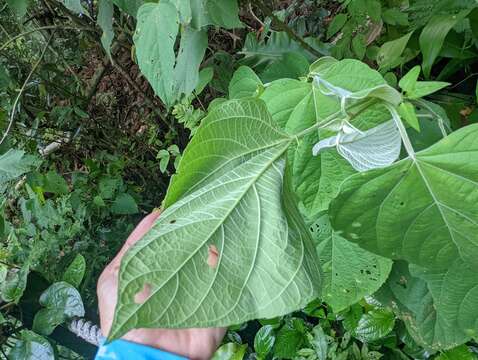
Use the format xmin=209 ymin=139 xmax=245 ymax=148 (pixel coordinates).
xmin=109 ymin=99 xmax=321 ymax=339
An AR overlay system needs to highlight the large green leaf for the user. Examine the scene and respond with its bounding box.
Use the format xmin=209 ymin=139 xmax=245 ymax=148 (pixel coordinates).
xmin=134 ymin=3 xmax=179 ymax=108
xmin=228 ymin=66 xmax=262 ymax=99
xmin=354 ymin=308 xmax=395 ymax=342
xmin=376 ymin=261 xmax=478 ymax=350
xmin=111 ymin=193 xmax=138 ymax=215
xmin=33 ymin=282 xmax=85 ymax=335
xmin=0 ymin=264 xmax=29 ymax=303
xmin=172 ymin=0 xmax=192 ymax=24
xmin=187 ymin=0 xmax=241 ymax=29
xmin=312 ymin=215 xmax=391 ymax=312
xmin=8 ymin=330 xmax=54 ymax=360
xmin=173 ymin=27 xmax=208 ymax=97
xmin=259 ymin=79 xmax=313 ymax=130
xmin=260 ymin=53 xmax=310 ymax=83
xmin=419 ymin=11 xmax=471 ymax=78
xmin=109 ymin=99 xmax=320 ymax=339
xmin=331 ymin=124 xmax=478 ymax=271
xmin=98 ymin=0 xmax=114 ymax=59
xmin=260 ymin=59 xmax=399 ymax=216
xmin=310 ymin=325 xmax=328 ymax=360
xmin=240 ymin=32 xmax=324 ymax=68
xmin=254 ymin=325 xmax=276 ymax=359
xmin=273 ymin=319 xmax=307 ymax=359
xmin=7 ymin=0 xmax=28 ymax=18
xmin=0 ymin=149 xmax=36 ymax=186
xmin=206 ymin=0 xmax=242 ymax=29
xmin=62 ymin=254 xmax=86 ymax=288
xmin=377 ymin=32 xmax=413 ymax=72
xmin=134 ymin=3 xmax=208 ymax=107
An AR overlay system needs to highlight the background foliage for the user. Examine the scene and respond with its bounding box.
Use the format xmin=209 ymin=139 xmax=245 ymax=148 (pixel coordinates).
xmin=1 ymin=0 xmax=478 ymax=359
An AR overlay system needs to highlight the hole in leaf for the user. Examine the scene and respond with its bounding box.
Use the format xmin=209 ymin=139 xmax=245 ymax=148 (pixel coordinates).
xmin=134 ymin=283 xmax=152 ymax=304
xmin=207 ymin=245 xmax=219 ymax=268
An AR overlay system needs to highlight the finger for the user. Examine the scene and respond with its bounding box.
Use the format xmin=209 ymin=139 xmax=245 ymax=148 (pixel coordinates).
xmin=110 ymin=210 xmax=161 ymax=267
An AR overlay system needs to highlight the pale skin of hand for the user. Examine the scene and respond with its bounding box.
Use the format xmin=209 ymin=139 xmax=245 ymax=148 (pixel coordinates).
xmin=97 ymin=211 xmax=226 ymax=360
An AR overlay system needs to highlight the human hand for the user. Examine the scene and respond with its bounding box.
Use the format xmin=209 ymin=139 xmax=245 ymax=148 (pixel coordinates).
xmin=97 ymin=211 xmax=226 ymax=360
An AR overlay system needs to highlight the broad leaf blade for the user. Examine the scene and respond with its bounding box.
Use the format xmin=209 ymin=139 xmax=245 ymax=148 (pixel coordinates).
xmin=331 ymin=124 xmax=478 ymax=271
xmin=228 ymin=66 xmax=263 ymax=99
xmin=6 ymin=0 xmax=28 ymax=18
xmin=33 ymin=282 xmax=84 ymax=336
xmin=260 ymin=52 xmax=309 ymax=83
xmin=63 ymin=254 xmax=86 ymax=288
xmin=419 ymin=11 xmax=471 ymax=78
xmin=173 ymin=27 xmax=208 ymax=97
xmin=407 ymin=81 xmax=450 ymax=99
xmin=254 ymin=325 xmax=275 ymax=358
xmin=98 ymin=0 xmax=114 ymax=60
xmin=354 ymin=308 xmax=395 ymax=342
xmin=8 ymin=330 xmax=54 ymax=360
xmin=376 ymin=261 xmax=478 ymax=350
xmin=206 ymin=0 xmax=242 ymax=29
xmin=261 ymin=59 xmax=398 ymax=215
xmin=134 ymin=3 xmax=179 ymax=108
xmin=399 ymin=65 xmax=420 ymax=93
xmin=377 ymin=32 xmax=413 ymax=72
xmin=110 ymin=99 xmax=320 ymax=339
xmin=313 ymin=120 xmax=402 ymax=172
xmin=0 ymin=149 xmax=37 ymax=186
xmin=312 ymin=215 xmax=391 ymax=312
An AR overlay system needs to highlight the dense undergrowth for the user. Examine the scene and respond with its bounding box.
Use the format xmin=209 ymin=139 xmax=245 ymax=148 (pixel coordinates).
xmin=1 ymin=0 xmax=478 ymax=359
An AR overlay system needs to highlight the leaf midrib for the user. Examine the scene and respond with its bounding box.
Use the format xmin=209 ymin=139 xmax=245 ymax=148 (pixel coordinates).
xmin=111 ymin=141 xmax=292 ymax=338
xmin=412 ymin=158 xmax=464 ymax=264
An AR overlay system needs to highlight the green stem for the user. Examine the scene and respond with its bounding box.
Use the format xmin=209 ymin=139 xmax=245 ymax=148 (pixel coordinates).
xmin=0 ymin=26 xmax=94 ymax=52
xmin=0 ymin=32 xmax=55 ymax=146
xmin=294 ymin=98 xmax=377 ymax=139
xmin=385 ymin=103 xmax=416 ymax=159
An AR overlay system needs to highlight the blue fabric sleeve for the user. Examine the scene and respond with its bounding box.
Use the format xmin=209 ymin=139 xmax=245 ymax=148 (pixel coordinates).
xmin=95 ymin=339 xmax=189 ymax=360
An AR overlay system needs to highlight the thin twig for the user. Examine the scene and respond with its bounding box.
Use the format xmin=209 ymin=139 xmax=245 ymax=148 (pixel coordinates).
xmin=248 ymin=3 xmax=265 ymax=28
xmin=112 ymin=61 xmax=171 ymax=129
xmin=0 ymin=25 xmax=94 ymax=52
xmin=0 ymin=32 xmax=55 ymax=147
xmin=255 ymin=0 xmax=323 ymax=58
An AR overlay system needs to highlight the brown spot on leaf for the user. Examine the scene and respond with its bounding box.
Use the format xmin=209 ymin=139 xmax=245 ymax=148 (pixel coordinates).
xmin=134 ymin=283 xmax=152 ymax=304
xmin=207 ymin=245 xmax=219 ymax=268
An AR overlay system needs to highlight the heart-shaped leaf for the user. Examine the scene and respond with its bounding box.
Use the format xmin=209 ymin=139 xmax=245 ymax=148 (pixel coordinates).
xmin=331 ymin=123 xmax=478 ymax=271
xmin=109 ymin=99 xmax=320 ymax=339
